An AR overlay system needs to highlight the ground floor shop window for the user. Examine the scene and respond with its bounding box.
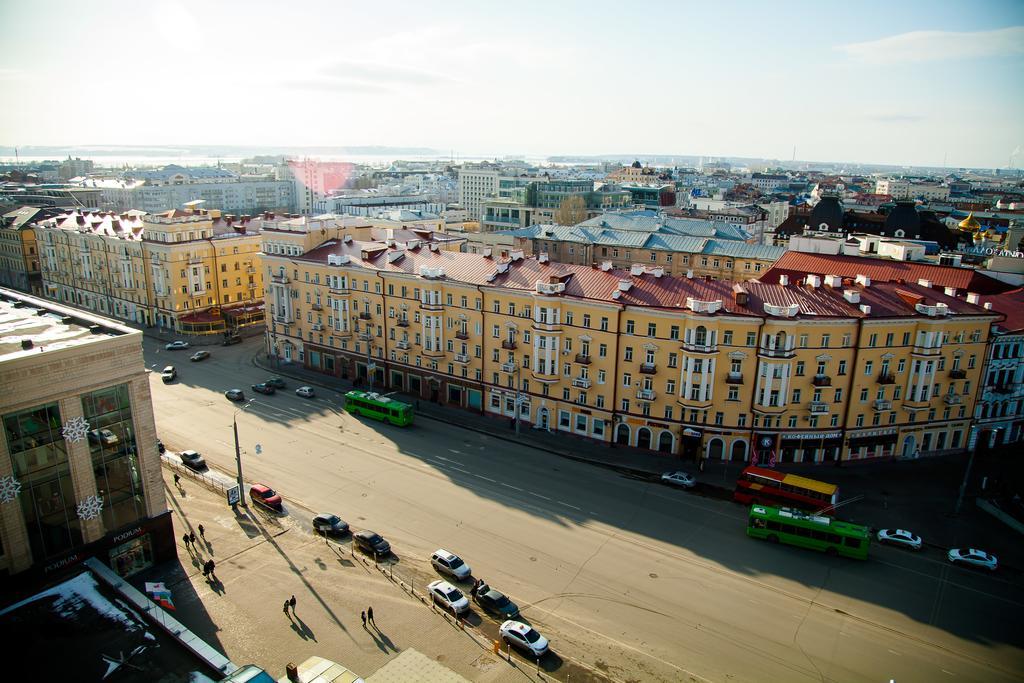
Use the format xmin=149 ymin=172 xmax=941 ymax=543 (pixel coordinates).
xmin=110 ymin=534 xmax=153 ymax=578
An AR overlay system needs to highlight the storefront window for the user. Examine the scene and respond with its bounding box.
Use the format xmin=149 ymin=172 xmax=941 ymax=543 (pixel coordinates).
xmin=82 ymin=384 xmax=146 ymax=532
xmin=3 ymin=403 xmax=83 ymax=559
xmin=109 ymin=535 xmax=153 ymax=578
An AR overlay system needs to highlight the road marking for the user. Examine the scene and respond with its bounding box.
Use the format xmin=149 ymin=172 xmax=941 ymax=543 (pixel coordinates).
xmin=501 ymin=483 xmax=523 ymax=491
xmin=888 ymin=649 xmax=901 ymax=656
xmin=475 ymin=475 xmax=496 ymax=482
xmin=448 ymin=449 xmax=462 ymax=454
xmin=558 ymin=501 xmax=581 ymax=510
xmin=530 ymin=492 xmax=551 ymax=501
xmin=941 ymin=670 xmax=955 ymax=676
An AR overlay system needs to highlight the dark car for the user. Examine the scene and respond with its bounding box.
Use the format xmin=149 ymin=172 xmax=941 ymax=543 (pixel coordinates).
xmin=251 ymin=383 xmax=276 ymax=395
xmin=353 ymin=530 xmax=391 ymax=556
xmin=264 ymin=377 xmax=287 ymax=389
xmin=179 ymin=449 xmax=206 ymax=471
xmin=474 ymin=584 xmax=520 ymax=619
xmin=225 ymin=389 xmax=246 ymax=402
xmin=249 ymin=484 xmax=283 ymax=511
xmin=222 ymin=334 xmax=242 ymax=346
xmin=313 ymin=513 xmax=350 ymax=535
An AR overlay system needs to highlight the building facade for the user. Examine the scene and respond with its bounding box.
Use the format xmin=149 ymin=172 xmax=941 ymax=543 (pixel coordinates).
xmin=0 ymin=289 xmax=171 ymax=580
xmin=972 ymin=288 xmax=1024 ymax=447
xmin=0 ymin=206 xmax=57 ymax=295
xmin=261 ymin=239 xmax=999 ymax=465
xmin=457 ymin=165 xmax=501 ymax=221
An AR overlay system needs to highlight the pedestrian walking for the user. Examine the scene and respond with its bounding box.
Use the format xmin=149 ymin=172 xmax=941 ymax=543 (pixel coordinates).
xmin=289 ymin=595 xmax=296 ymax=612
xmin=367 ymin=606 xmax=374 ymax=625
xmin=283 ymin=600 xmax=291 ymax=616
xmin=360 ymin=610 xmax=367 ymax=627
xmin=198 ymin=524 xmax=205 ymax=539
xmin=205 ymin=559 xmax=216 ymax=579
xmin=189 ymin=531 xmax=197 ymax=547
xmin=174 ymin=473 xmax=181 ymax=486
xmin=182 ymin=533 xmax=190 ymax=550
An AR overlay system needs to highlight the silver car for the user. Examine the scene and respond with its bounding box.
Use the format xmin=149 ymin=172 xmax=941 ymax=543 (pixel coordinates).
xmin=947 ymin=548 xmax=998 ymax=571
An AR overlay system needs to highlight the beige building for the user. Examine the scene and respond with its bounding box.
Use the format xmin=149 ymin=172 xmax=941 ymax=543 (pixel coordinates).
xmin=0 ymin=206 xmax=54 ymax=295
xmin=35 ymin=207 xmax=266 ymax=335
xmin=261 ymin=238 xmax=999 ymax=465
xmin=0 ymin=289 xmax=171 ymax=580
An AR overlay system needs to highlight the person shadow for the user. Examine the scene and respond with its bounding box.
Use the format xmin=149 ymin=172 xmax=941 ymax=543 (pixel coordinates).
xmin=291 ymin=614 xmax=317 ymax=642
xmin=207 ymin=574 xmax=226 ymax=595
xmin=203 ymin=540 xmax=214 ymax=556
xmin=364 ymin=623 xmax=398 ymax=653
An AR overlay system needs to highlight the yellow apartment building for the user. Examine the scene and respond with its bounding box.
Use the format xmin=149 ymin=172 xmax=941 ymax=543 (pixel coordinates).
xmin=34 ymin=208 xmax=266 ymax=334
xmin=262 ymin=236 xmax=1001 ymax=465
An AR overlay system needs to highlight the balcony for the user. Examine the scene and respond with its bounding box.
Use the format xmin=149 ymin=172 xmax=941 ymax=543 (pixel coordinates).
xmin=873 ymin=399 xmax=892 ymax=411
xmin=420 ymin=299 xmax=443 ymax=311
xmin=639 ymin=362 xmax=657 ymax=375
xmin=271 ymin=273 xmax=290 ymax=284
xmin=636 ymin=388 xmax=657 ymax=401
xmin=246 ymin=267 xmax=256 ymax=274
xmin=454 ymin=353 xmax=470 ymax=364
xmin=358 ymin=332 xmax=374 ymax=342
xmin=991 ymin=383 xmax=1014 ymax=394
xmin=311 ymin=303 xmax=323 ymax=311
xmin=911 ymin=345 xmax=942 ymax=357
xmin=396 ymin=318 xmax=409 ymax=327
xmin=812 ymin=375 xmax=831 ymax=387
xmin=809 ymin=401 xmax=829 ymax=415
xmin=358 ymin=311 xmax=372 ymax=320
xmin=396 ymin=339 xmax=410 ymax=350
xmin=682 ymin=342 xmax=717 ymax=354
xmin=876 ymin=373 xmax=895 ymax=385
xmin=501 ymin=362 xmax=517 ymax=374
xmin=948 ymin=368 xmax=967 ymax=380
xmin=531 ymin=368 xmax=560 ymax=383
xmin=575 ymin=353 xmax=591 ymax=365
xmin=311 ymin=323 xmax=323 ymax=331
xmin=943 ymin=394 xmax=962 ymax=405
xmin=759 ymin=346 xmax=796 ymax=359
xmin=572 ymin=377 xmax=592 ymax=389
xmin=725 ymin=372 xmax=743 ymax=384
xmin=455 ymin=331 xmax=470 ymax=340
xmin=502 ymin=340 xmax=517 ymax=350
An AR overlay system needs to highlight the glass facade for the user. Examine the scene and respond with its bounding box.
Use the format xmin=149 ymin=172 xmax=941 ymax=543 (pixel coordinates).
xmin=3 ymin=403 xmax=83 ymax=559
xmin=83 ymin=384 xmax=146 ymax=532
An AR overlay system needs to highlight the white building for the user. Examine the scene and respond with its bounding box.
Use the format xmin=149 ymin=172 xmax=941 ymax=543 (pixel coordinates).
xmin=875 ymin=178 xmax=950 ymax=202
xmin=457 ymin=164 xmax=501 ymax=221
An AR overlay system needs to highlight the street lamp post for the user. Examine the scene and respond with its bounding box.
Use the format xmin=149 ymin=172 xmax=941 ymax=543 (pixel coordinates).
xmin=514 ymin=362 xmax=522 ymax=436
xmin=233 ymin=400 xmax=255 ymax=507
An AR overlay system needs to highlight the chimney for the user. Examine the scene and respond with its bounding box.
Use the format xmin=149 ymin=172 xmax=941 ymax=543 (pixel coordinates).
xmin=984 ymin=302 xmax=993 ymax=310
xmin=859 ymin=304 xmax=872 ymax=315
xmin=966 ymin=292 xmax=980 ymax=304
xmin=482 ymin=247 xmax=493 ymax=259
xmin=630 ymin=263 xmax=645 ymax=276
xmin=917 ymin=278 xmax=932 ymax=288
xmin=686 ymin=269 xmax=694 ymax=279
xmin=343 ymin=235 xmax=353 ymax=244
xmin=651 ymin=266 xmax=664 ymax=278
xmin=806 ymin=274 xmax=821 ymax=289
xmin=618 ymin=279 xmax=632 ymax=292
xmin=779 ymin=274 xmax=789 ymax=286
xmin=538 ymin=252 xmax=549 ymax=264
xmin=600 ymin=261 xmax=613 ymax=271
xmin=843 ymin=289 xmax=860 ymax=304
xmin=855 ymin=274 xmax=871 ymax=287
xmin=21 ymin=339 xmax=33 ymax=350
xmin=824 ymin=274 xmax=842 ymax=288
xmin=732 ymin=284 xmax=748 ymax=305
xmin=944 ymin=286 xmax=957 ymax=297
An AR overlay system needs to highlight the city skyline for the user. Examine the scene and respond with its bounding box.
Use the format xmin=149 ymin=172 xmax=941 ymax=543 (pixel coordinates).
xmin=0 ymin=1 xmax=1022 ymax=168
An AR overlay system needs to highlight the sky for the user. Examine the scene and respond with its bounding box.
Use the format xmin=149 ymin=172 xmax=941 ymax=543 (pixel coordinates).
xmin=1 ymin=0 xmax=1022 ymax=168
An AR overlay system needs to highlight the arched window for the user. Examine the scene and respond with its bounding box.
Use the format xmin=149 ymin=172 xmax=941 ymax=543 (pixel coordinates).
xmin=637 ymin=427 xmax=652 ymax=450
xmin=730 ymin=440 xmax=747 ymax=461
xmin=615 ymin=423 xmax=630 ymax=445
xmin=658 ymin=431 xmax=674 ymax=453
xmin=707 ymin=438 xmax=724 ymax=460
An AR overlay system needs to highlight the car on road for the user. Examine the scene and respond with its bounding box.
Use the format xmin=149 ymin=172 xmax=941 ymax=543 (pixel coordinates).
xmin=876 ymin=529 xmax=922 ymax=551
xmin=431 ymin=549 xmax=472 ymax=581
xmin=251 ymin=382 xmax=276 ymax=395
xmin=428 ymin=580 xmax=470 ymax=615
xmin=161 ymin=366 xmax=177 ymax=383
xmin=264 ymin=377 xmax=287 ymax=389
xmin=222 ymin=334 xmax=242 ymax=346
xmin=225 ymin=389 xmax=246 ymax=402
xmin=165 ymin=341 xmax=190 ymax=351
xmin=249 ymin=484 xmax=283 ymax=512
xmin=89 ymin=428 xmax=119 ymax=446
xmin=295 ymin=386 xmax=316 ymax=398
xmin=473 ymin=583 xmax=520 ymax=619
xmin=352 ymin=530 xmax=391 ymax=556
xmin=947 ymin=548 xmax=998 ymax=571
xmin=499 ymin=620 xmax=549 ymax=657
xmin=189 ymin=350 xmax=210 ymax=362
xmin=179 ymin=449 xmax=206 ymax=471
xmin=312 ymin=513 xmax=349 ymax=535
xmin=661 ymin=471 xmax=696 ymax=488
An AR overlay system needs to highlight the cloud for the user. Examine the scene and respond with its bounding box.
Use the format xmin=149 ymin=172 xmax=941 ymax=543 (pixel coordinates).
xmin=279 ymin=60 xmax=452 ymax=95
xmin=867 ymin=114 xmax=926 ymax=124
xmin=838 ymin=26 xmax=1024 ymax=64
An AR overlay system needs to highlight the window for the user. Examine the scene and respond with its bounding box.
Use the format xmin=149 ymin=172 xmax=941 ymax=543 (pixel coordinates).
xmin=723 ymin=330 xmax=733 ymax=345
xmin=746 ymin=332 xmax=756 ymax=346
xmin=624 ymin=347 xmax=633 ymax=362
xmin=795 ymin=361 xmax=805 ymax=376
xmin=626 ymin=320 xmax=635 ymax=335
xmin=864 ymin=360 xmax=874 ymax=375
xmin=647 ymin=322 xmax=657 ymax=337
xmin=670 ymin=325 xmax=680 ymax=340
xmin=838 ymin=360 xmax=847 ymax=375
xmin=821 ymin=334 xmax=830 ymax=348
xmin=600 ymin=317 xmax=609 ymax=331
xmin=582 ymin=314 xmax=591 ymax=328
xmin=622 ymin=373 xmax=632 ymax=387
xmin=668 ymin=353 xmax=678 ymax=368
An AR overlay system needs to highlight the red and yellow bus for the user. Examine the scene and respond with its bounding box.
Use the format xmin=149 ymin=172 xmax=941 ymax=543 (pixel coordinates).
xmin=733 ymin=466 xmax=838 ymax=513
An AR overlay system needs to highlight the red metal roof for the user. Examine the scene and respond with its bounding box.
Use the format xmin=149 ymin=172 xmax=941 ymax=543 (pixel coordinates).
xmin=761 ymin=251 xmax=1012 ymax=295
xmin=979 ymin=287 xmax=1024 ymax=333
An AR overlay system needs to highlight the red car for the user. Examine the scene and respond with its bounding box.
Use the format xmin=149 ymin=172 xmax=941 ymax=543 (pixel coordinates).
xmin=249 ymin=484 xmax=283 ymax=511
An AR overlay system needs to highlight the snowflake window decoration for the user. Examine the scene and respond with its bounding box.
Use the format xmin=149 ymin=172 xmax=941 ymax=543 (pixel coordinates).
xmin=77 ymin=494 xmax=104 ymax=521
xmin=0 ymin=475 xmax=21 ymax=504
xmin=62 ymin=416 xmax=90 ymax=443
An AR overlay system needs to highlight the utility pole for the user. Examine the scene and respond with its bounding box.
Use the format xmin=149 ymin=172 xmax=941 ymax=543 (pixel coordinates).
xmin=954 ymin=440 xmax=980 ymax=515
xmin=514 ymin=362 xmax=522 ymax=435
xmin=233 ymin=400 xmax=254 ymax=507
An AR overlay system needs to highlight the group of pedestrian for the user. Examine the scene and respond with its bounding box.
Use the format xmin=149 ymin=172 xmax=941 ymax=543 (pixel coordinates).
xmin=360 ymin=606 xmax=375 ymax=628
xmin=201 ymin=558 xmax=216 ymax=579
xmin=182 ymin=524 xmax=214 ymax=581
xmin=283 ymin=594 xmax=297 ymax=617
xmin=470 ymin=577 xmax=486 ymax=597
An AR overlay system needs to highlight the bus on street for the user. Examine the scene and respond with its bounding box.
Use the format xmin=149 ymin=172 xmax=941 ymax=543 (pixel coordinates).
xmin=746 ymin=504 xmax=870 ymax=560
xmin=343 ymin=390 xmax=414 ymax=426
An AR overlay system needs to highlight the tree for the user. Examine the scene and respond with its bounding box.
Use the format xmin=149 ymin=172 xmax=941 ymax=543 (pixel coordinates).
xmin=554 ymin=195 xmax=587 ymax=226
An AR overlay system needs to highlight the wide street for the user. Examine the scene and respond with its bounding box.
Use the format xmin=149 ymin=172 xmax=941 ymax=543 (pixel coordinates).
xmin=148 ymin=337 xmax=1024 ymax=683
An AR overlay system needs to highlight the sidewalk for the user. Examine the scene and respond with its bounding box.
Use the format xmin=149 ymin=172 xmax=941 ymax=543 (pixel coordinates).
xmin=135 ymin=468 xmax=551 ymax=682
xmin=251 ymin=351 xmax=1023 ymax=570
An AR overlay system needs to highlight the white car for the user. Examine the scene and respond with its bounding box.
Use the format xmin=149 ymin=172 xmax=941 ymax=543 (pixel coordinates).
xmin=876 ymin=529 xmax=922 ymax=551
xmin=165 ymin=341 xmax=190 ymax=350
xmin=431 ymin=549 xmax=472 ymax=581
xmin=947 ymin=548 xmax=998 ymax=571
xmin=427 ymin=580 xmax=470 ymax=614
xmin=661 ymin=471 xmax=696 ymax=488
xmin=499 ymin=620 xmax=550 ymax=657
xmin=295 ymin=386 xmax=316 ymax=398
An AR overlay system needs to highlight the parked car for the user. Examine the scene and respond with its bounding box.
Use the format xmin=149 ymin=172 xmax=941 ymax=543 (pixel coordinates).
xmin=264 ymin=377 xmax=287 ymax=389
xmin=222 ymin=334 xmax=242 ymax=346
xmin=431 ymin=549 xmax=472 ymax=581
xmin=428 ymin=580 xmax=470 ymax=615
xmin=161 ymin=366 xmax=177 ymax=383
xmin=179 ymin=449 xmax=206 ymax=471
xmin=157 ymin=439 xmax=165 ymax=454
xmin=876 ymin=529 xmax=923 ymax=551
xmin=251 ymin=382 xmax=276 ymax=395
xmin=352 ymin=530 xmax=391 ymax=556
xmin=165 ymin=341 xmax=189 ymax=351
xmin=225 ymin=389 xmax=246 ymax=402
xmin=88 ymin=428 xmax=119 ymax=445
xmin=947 ymin=548 xmax=998 ymax=571
xmin=473 ymin=583 xmax=520 ymax=619
xmin=189 ymin=350 xmax=210 ymax=362
xmin=312 ymin=513 xmax=349 ymax=535
xmin=661 ymin=471 xmax=696 ymax=488
xmin=295 ymin=386 xmax=316 ymax=398
xmin=499 ymin=620 xmax=549 ymax=657
xmin=249 ymin=484 xmax=283 ymax=512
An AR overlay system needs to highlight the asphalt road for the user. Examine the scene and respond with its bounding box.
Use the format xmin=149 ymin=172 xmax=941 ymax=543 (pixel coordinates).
xmin=148 ymin=338 xmax=1024 ymax=683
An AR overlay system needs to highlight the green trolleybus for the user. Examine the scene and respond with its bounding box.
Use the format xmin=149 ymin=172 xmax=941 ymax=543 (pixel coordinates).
xmin=746 ymin=504 xmax=870 ymax=560
xmin=343 ymin=390 xmax=414 ymax=426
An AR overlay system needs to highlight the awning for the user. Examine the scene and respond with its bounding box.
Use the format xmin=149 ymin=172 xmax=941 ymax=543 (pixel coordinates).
xmin=682 ymin=428 xmax=702 ymax=438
